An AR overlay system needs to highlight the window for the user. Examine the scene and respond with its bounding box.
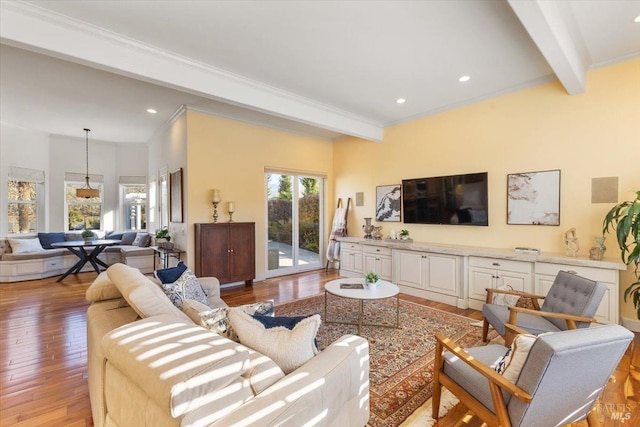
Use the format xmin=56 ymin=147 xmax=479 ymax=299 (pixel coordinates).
xmin=121 ymin=183 xmax=147 ymax=231
xmin=65 ymin=180 xmax=103 ymax=231
xmin=7 ymin=167 xmax=44 ymax=234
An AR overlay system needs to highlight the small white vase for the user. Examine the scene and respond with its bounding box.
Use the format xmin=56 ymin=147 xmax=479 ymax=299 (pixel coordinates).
xmin=365 ymin=280 xmax=379 ymax=289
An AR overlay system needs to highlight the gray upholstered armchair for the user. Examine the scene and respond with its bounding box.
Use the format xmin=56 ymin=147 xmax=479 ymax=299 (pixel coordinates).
xmin=433 ymin=324 xmax=634 ymax=427
xmin=482 ymin=270 xmax=606 ymax=345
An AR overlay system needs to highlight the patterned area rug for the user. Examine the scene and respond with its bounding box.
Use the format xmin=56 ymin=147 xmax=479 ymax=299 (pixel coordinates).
xmin=276 ymin=294 xmax=495 ymax=427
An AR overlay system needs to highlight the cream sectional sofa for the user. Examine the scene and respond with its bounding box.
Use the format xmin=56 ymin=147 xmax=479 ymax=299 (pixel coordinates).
xmin=86 ymin=263 xmax=370 ymax=427
xmin=0 ymin=232 xmax=154 ymax=282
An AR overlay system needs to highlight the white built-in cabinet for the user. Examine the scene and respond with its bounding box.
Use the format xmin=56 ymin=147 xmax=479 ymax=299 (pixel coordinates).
xmin=467 ymin=257 xmax=533 ymax=310
xmin=336 ymin=238 xmax=623 ymax=324
xmin=393 ymin=249 xmax=461 ymax=306
xmin=535 ymin=262 xmax=618 ymax=324
xmin=363 ymin=245 xmax=392 ymax=281
xmin=339 ymin=242 xmax=363 ymax=276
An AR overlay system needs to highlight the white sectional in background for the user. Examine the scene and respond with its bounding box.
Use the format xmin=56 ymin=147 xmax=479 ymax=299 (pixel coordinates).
xmin=337 ymin=237 xmax=626 ymax=324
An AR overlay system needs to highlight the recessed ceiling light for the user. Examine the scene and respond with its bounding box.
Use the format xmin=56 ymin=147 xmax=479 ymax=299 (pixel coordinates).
xmin=396 ymin=98 xmax=406 ymax=104
xmin=458 ymin=75 xmax=471 ymax=82
xmin=146 ymin=108 xmax=157 ymax=114
xmin=634 ymin=15 xmax=640 ymax=23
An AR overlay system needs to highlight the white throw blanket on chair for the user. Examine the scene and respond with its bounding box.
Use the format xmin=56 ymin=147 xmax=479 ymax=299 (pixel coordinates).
xmin=326 ymin=207 xmax=346 ymax=262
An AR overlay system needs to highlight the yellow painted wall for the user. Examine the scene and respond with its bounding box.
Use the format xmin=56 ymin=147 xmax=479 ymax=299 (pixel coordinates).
xmin=185 ymin=110 xmax=334 ymax=276
xmin=334 ymin=58 xmax=640 ymax=318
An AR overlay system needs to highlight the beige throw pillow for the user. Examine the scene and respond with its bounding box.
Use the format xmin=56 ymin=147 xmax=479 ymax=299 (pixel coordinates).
xmin=227 ymin=309 xmax=320 ymax=374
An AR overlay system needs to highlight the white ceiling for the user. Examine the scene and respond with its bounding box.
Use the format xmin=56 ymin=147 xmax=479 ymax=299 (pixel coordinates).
xmin=1 ymin=0 xmax=639 ymax=143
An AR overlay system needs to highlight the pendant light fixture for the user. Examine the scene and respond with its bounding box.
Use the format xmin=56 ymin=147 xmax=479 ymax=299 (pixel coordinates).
xmin=76 ymin=128 xmax=100 ymax=198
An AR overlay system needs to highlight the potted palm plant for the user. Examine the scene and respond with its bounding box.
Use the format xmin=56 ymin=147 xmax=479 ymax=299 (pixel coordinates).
xmin=602 ymin=190 xmax=640 ymax=318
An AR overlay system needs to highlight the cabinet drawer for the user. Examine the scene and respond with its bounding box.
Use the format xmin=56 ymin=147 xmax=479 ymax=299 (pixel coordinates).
xmin=535 ymin=262 xmax=618 ymax=283
xmin=44 ymin=258 xmax=63 ymax=270
xmin=363 ymin=245 xmax=391 ymax=256
xmin=469 ymin=256 xmax=531 ymax=274
xmin=342 ymin=242 xmax=362 ymax=252
xmin=16 ymin=261 xmax=42 ymax=275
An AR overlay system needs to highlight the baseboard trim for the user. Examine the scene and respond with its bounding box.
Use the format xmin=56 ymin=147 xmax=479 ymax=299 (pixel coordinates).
xmin=621 ymin=316 xmax=640 ymax=332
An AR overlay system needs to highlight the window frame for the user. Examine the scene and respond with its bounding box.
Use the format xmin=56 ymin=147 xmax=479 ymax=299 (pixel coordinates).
xmin=64 ymin=180 xmax=104 ymax=231
xmin=7 ymin=179 xmax=43 ymax=235
xmin=120 ymin=183 xmax=147 ymax=231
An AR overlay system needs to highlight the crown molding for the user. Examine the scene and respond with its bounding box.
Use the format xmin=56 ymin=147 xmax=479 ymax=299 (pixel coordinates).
xmin=0 ymin=1 xmax=383 ymax=142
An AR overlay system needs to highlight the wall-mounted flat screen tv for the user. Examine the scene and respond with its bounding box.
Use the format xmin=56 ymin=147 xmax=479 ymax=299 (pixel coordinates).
xmin=402 ymin=172 xmax=488 ymax=226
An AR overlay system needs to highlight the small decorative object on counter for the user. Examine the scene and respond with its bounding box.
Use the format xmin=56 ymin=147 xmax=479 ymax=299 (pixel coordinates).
xmin=564 ymin=227 xmax=579 ymax=257
xmin=364 ymin=271 xmax=380 ymax=288
xmin=589 ymin=236 xmax=606 ymax=261
xmin=399 ymin=229 xmax=410 ymax=240
xmin=372 ymin=226 xmax=383 ymax=240
xmin=363 ymin=217 xmax=374 ymax=239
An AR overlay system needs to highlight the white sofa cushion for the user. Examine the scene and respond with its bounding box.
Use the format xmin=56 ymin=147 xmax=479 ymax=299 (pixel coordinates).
xmin=86 ymin=271 xmax=122 ymax=302
xmin=101 ymin=315 xmax=252 ymax=418
xmin=107 ymin=263 xmax=190 ymax=322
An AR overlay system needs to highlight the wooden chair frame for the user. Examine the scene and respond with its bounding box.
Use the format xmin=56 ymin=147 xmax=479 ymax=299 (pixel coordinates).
xmin=433 ymin=324 xmax=601 ymax=427
xmin=482 ymin=288 xmax=597 ymax=346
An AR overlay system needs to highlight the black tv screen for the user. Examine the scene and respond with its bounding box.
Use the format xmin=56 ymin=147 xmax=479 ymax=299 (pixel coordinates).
xmin=402 ymin=172 xmax=488 ymax=226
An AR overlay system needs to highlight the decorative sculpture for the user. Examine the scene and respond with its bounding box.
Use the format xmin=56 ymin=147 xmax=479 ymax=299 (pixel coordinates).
xmin=564 ymin=227 xmax=580 ymax=257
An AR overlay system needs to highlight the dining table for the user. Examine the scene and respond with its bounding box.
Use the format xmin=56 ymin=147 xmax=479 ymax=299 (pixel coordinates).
xmin=51 ymin=239 xmax=121 ymax=282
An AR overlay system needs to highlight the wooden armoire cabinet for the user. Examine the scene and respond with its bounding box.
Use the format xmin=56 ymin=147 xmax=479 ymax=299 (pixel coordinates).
xmin=194 ymin=222 xmax=255 ymax=286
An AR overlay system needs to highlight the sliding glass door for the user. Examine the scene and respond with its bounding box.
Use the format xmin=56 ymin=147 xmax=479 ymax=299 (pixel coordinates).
xmin=266 ymin=172 xmax=324 ymax=276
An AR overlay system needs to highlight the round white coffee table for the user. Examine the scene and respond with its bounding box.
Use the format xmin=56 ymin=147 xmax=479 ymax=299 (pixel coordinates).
xmin=324 ymin=278 xmax=400 ymax=335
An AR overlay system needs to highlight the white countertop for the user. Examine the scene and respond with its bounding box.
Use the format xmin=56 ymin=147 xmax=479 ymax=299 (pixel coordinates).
xmin=337 ymin=236 xmax=626 ymax=271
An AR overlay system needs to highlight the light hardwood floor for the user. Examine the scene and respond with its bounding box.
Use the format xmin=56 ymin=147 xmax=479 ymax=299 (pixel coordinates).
xmin=0 ymin=269 xmax=637 ymax=426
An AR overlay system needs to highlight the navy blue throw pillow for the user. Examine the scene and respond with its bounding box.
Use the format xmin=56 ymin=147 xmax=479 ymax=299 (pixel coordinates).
xmin=106 ymin=230 xmax=123 ymax=240
xmin=250 ymin=314 xmax=312 ymax=330
xmin=155 ymin=261 xmax=188 ymax=284
xmin=251 ymin=314 xmax=319 ymax=347
xmin=38 ymin=232 xmax=66 ymax=249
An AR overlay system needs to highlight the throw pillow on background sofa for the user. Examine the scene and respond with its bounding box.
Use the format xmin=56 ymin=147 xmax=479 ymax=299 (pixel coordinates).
xmin=8 ymin=237 xmax=45 ymax=254
xmin=132 ymin=232 xmax=151 ymax=247
xmin=37 ymin=232 xmax=66 ymax=249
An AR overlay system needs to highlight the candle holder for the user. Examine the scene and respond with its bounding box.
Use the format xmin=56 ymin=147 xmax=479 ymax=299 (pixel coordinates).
xmin=212 ymin=189 xmax=222 ymax=223
xmin=212 ymin=201 xmax=220 ymax=223
xmin=228 ymin=201 xmax=235 ymax=222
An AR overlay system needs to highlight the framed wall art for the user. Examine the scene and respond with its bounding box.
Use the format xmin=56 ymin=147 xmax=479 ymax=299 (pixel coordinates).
xmin=376 ymin=184 xmax=401 ymax=222
xmin=170 ymin=168 xmax=183 ymax=223
xmin=507 ymin=169 xmax=560 ymax=225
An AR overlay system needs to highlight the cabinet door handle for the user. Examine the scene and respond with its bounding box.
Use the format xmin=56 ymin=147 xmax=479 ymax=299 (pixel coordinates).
xmin=492 ymin=262 xmax=500 ymax=266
